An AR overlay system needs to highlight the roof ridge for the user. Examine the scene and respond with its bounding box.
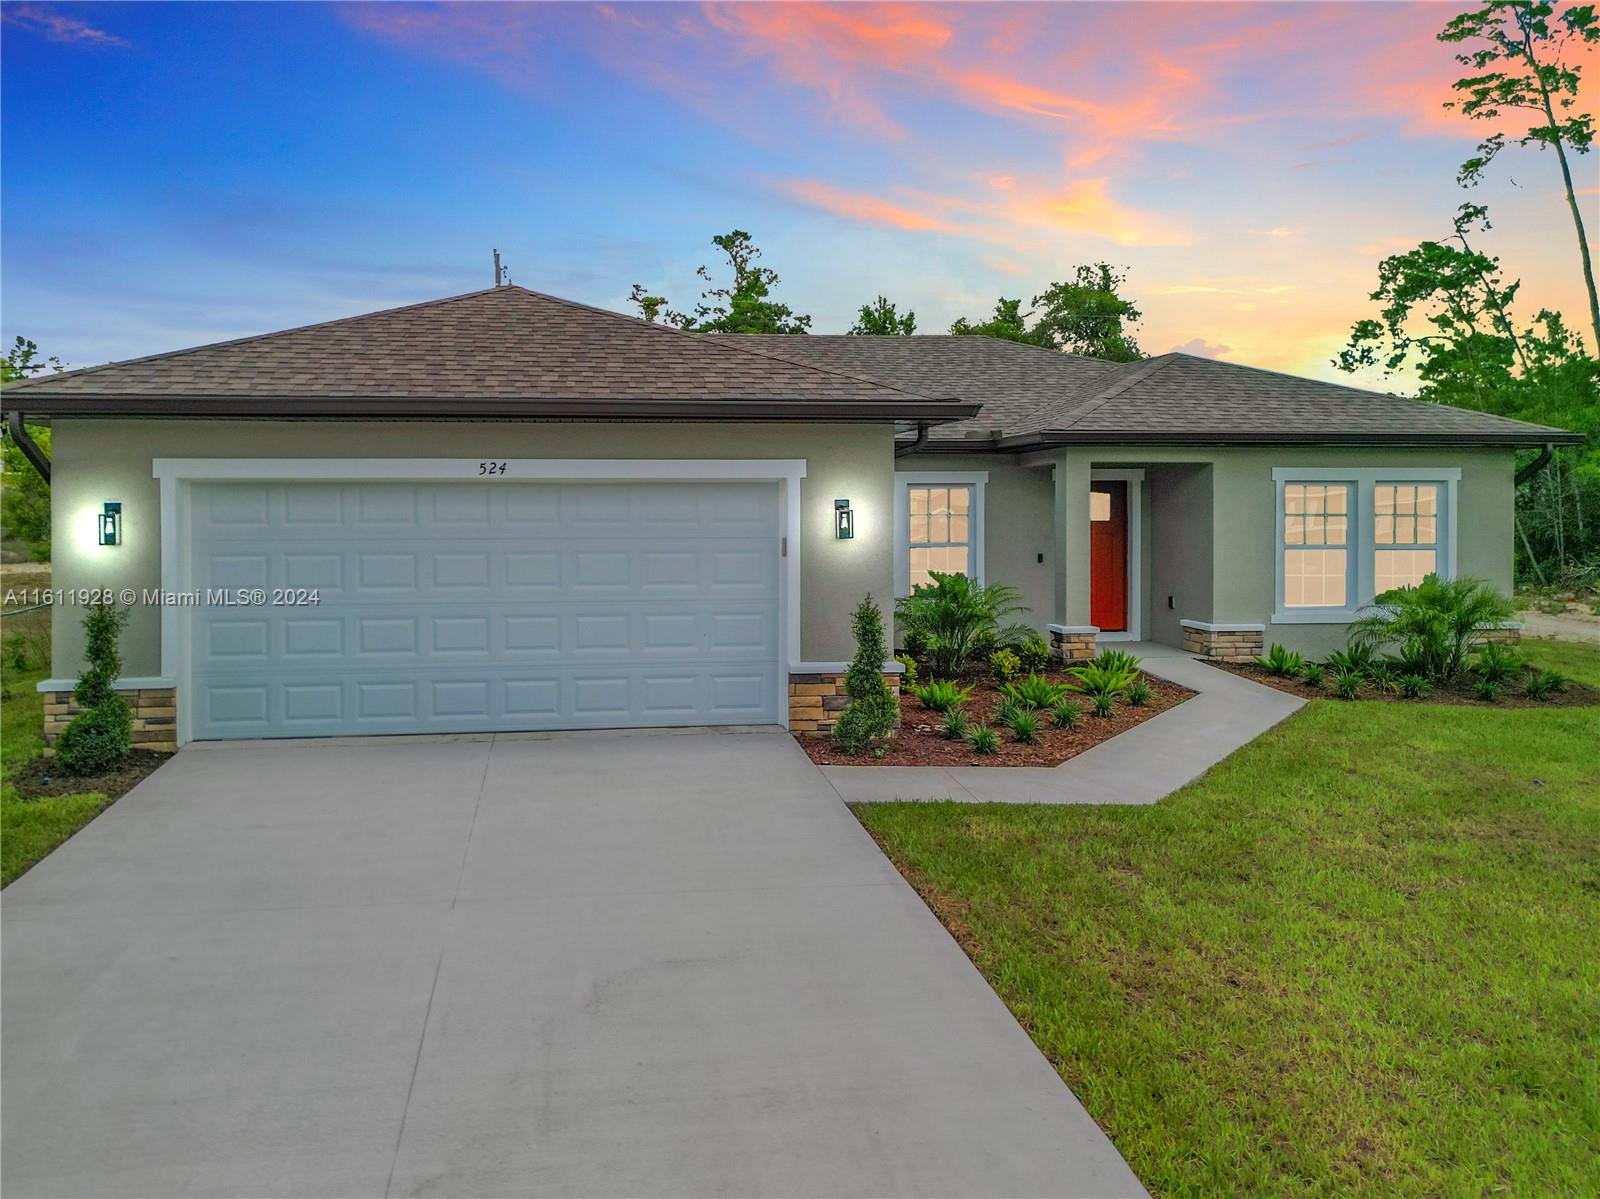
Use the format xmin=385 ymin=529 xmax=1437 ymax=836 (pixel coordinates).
xmin=1 ymin=286 xmax=511 ymax=392
xmin=1052 ymin=353 xmax=1181 ymax=429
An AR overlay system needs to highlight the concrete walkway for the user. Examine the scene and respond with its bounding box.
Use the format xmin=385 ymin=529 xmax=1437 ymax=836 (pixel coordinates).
xmin=3 ymin=728 xmax=1144 ymax=1198
xmin=822 ymin=643 xmax=1305 ymax=804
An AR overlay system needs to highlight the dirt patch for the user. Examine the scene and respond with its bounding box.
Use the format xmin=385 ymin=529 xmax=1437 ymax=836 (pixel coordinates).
xmin=1209 ymin=659 xmax=1600 ymax=709
xmin=800 ymin=665 xmax=1194 ymax=767
xmin=13 ymin=749 xmax=172 ymax=801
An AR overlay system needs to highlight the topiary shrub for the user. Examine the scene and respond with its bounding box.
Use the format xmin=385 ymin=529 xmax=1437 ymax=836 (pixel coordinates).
xmin=832 ymin=595 xmax=899 ymax=755
xmin=56 ymin=601 xmax=133 ymax=776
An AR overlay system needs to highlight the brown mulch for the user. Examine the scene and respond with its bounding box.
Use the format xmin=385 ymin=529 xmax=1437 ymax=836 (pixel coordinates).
xmin=800 ymin=665 xmax=1194 ymax=767
xmin=13 ymin=749 xmax=173 ymax=801
xmin=1209 ymin=659 xmax=1600 ymax=708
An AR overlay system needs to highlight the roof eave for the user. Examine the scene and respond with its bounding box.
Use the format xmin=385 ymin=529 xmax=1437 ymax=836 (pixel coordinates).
xmin=984 ymin=428 xmax=1585 ymax=451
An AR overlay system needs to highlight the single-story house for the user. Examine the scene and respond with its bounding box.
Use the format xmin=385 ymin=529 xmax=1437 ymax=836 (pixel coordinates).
xmin=5 ymin=284 xmax=1579 ymax=748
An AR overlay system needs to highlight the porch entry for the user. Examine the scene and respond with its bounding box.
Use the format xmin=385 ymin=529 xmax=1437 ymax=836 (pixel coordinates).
xmin=1090 ymin=481 xmax=1128 ymax=632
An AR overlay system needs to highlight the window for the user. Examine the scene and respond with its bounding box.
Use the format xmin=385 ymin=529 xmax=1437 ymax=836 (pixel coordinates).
xmin=907 ymin=484 xmax=973 ymax=588
xmin=1272 ymin=468 xmax=1457 ymax=622
xmin=1282 ymin=483 xmax=1350 ymax=608
xmin=1374 ymin=483 xmax=1438 ymax=593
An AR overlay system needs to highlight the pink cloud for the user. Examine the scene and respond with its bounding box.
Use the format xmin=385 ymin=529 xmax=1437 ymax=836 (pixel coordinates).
xmin=2 ymin=3 xmax=129 ymax=46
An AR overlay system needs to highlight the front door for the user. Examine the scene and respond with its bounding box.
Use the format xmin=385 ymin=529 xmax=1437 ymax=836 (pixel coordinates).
xmin=1089 ymin=481 xmax=1128 ymax=632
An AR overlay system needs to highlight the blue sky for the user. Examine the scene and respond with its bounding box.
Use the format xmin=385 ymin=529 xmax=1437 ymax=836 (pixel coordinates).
xmin=3 ymin=2 xmax=1594 ymax=385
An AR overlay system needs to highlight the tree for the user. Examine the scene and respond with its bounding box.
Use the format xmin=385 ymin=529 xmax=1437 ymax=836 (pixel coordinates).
xmin=949 ymin=264 xmax=1146 ymax=359
xmin=831 ymin=595 xmax=899 ymax=755
xmin=849 ymin=295 xmax=917 ymax=336
xmin=1440 ymin=0 xmax=1600 ymax=351
xmin=1 ymin=336 xmax=60 ymax=561
xmin=628 ymin=230 xmax=812 ymax=334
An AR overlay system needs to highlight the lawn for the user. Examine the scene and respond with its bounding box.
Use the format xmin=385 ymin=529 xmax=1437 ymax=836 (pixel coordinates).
xmin=855 ymin=641 xmax=1600 ymax=1199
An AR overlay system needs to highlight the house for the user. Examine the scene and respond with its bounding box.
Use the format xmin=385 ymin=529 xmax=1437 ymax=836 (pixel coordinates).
xmin=5 ymin=285 xmax=1579 ymax=747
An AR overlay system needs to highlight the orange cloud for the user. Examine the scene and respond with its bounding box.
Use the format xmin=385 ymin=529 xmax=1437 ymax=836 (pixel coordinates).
xmin=780 ymin=180 xmax=953 ymax=232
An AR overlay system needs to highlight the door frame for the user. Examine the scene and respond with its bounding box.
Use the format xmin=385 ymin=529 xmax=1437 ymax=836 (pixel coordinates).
xmin=1089 ymin=468 xmax=1143 ymax=643
xmin=152 ymin=458 xmax=807 ymax=745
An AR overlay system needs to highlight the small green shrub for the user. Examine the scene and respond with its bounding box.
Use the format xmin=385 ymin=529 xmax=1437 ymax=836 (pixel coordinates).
xmin=1051 ymin=700 xmax=1081 ymax=729
xmin=4 ymin=634 xmax=39 ymax=672
xmin=909 ymin=679 xmax=973 ymax=712
xmin=994 ymin=697 xmax=1027 ymax=729
xmin=1349 ymin=574 xmax=1514 ymax=684
xmin=1257 ymin=643 xmax=1305 ymax=677
xmin=1089 ymin=648 xmax=1144 ymax=675
xmin=1009 ymin=710 xmax=1040 ymax=743
xmin=990 ymin=648 xmax=1022 ymax=685
xmin=940 ymin=707 xmax=970 ymax=741
xmin=1090 ymin=692 xmax=1116 ymax=718
xmin=894 ymin=572 xmax=1032 ymax=676
xmin=894 ymin=654 xmax=918 ymax=689
xmin=1329 ymin=666 xmax=1363 ymax=700
xmin=56 ymin=601 xmax=134 ymax=777
xmin=1325 ymin=644 xmax=1377 ymax=675
xmin=1366 ymin=663 xmax=1399 ymax=694
xmin=1523 ymin=669 xmax=1566 ymax=700
xmin=1125 ymin=680 xmax=1152 ymax=706
xmin=1397 ymin=673 xmax=1430 ymax=699
xmin=1018 ymin=636 xmax=1051 ymax=674
xmin=1000 ymin=673 xmax=1068 ymax=710
xmin=901 ymin=627 xmax=929 ymax=662
xmin=1299 ymin=663 xmax=1325 ymax=688
xmin=1471 ymin=642 xmax=1523 ymax=684
xmin=831 ymin=596 xmax=899 ymax=756
xmin=966 ymin=724 xmax=1000 ymax=754
xmin=1069 ymin=662 xmax=1139 ymax=697
xmin=1472 ymin=678 xmax=1502 ymax=702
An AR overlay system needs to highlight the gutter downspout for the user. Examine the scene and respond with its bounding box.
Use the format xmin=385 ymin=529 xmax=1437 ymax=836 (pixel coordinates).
xmin=894 ymin=420 xmax=931 ymax=459
xmin=1514 ymin=442 xmax=1554 ymax=487
xmin=5 ymin=410 xmax=50 ymax=484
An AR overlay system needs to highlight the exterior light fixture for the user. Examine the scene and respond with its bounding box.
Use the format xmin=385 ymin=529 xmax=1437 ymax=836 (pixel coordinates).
xmin=834 ymin=498 xmax=854 ymax=540
xmin=98 ymin=502 xmax=122 ymax=546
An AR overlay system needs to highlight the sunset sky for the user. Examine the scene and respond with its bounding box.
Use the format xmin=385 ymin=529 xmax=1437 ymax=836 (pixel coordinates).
xmin=3 ymin=1 xmax=1596 ymax=390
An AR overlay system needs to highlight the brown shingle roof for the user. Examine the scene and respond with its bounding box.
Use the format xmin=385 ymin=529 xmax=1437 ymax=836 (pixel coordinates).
xmin=2 ymin=286 xmax=978 ymax=422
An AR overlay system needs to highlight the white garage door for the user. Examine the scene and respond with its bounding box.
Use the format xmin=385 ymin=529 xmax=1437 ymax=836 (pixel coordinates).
xmin=187 ymin=480 xmax=781 ymax=739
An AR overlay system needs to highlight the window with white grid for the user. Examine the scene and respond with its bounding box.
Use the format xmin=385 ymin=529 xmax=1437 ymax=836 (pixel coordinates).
xmin=907 ymin=485 xmax=973 ymax=589
xmin=1282 ymin=482 xmax=1351 ymax=608
xmin=1373 ymin=483 xmax=1439 ymax=594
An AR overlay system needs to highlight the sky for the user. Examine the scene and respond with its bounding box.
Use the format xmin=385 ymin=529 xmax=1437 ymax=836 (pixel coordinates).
xmin=2 ymin=0 xmax=1596 ymax=390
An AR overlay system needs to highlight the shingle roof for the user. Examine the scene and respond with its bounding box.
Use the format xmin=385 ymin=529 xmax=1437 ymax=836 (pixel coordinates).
xmin=742 ymin=337 xmax=1581 ymax=448
xmin=1 ymin=286 xmax=978 ymax=422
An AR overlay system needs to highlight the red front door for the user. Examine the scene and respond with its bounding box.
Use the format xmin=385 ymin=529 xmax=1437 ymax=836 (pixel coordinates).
xmin=1090 ymin=482 xmax=1128 ymax=632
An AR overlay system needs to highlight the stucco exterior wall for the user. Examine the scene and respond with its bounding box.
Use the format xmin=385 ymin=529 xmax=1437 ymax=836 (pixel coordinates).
xmin=48 ymin=420 xmax=895 ymax=678
xmin=1148 ymin=463 xmax=1214 ymax=647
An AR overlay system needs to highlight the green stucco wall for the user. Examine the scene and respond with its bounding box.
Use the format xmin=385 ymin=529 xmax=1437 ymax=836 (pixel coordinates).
xmin=48 ymin=420 xmax=896 ymax=678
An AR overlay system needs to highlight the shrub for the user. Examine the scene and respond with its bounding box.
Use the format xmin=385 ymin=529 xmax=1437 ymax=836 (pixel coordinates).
xmin=1257 ymin=643 xmax=1305 ymax=677
xmin=1051 ymin=700 xmax=1081 ymax=729
xmin=940 ymin=707 xmax=970 ymax=741
xmin=1472 ymin=678 xmax=1502 ymax=702
xmin=1471 ymin=642 xmax=1523 ymax=684
xmin=1009 ymin=710 xmax=1040 ymax=743
xmin=831 ymin=596 xmax=899 ymax=756
xmin=1069 ymin=662 xmax=1139 ymax=698
xmin=1325 ymin=644 xmax=1377 ymax=675
xmin=969 ymin=629 xmax=998 ymax=663
xmin=994 ymin=697 xmax=1027 ymax=729
xmin=1125 ymin=680 xmax=1152 ymax=706
xmin=1299 ymin=663 xmax=1325 ymax=688
xmin=1018 ymin=636 xmax=1051 ymax=674
xmin=894 ymin=654 xmax=918 ymax=689
xmin=990 ymin=648 xmax=1022 ymax=686
xmin=900 ymin=627 xmax=929 ymax=662
xmin=1000 ymin=673 xmax=1068 ymax=710
xmin=55 ymin=601 xmax=133 ymax=777
xmin=1090 ymin=693 xmax=1116 ymax=718
xmin=1397 ymin=673 xmax=1430 ymax=700
xmin=1089 ymin=648 xmax=1144 ymax=675
xmin=1366 ymin=662 xmax=1400 ymax=695
xmin=1330 ymin=666 xmax=1363 ymax=700
xmin=1523 ymin=669 xmax=1566 ymax=700
xmin=909 ymin=678 xmax=973 ymax=712
xmin=1348 ymin=574 xmax=1514 ymax=684
xmin=966 ymin=724 xmax=1000 ymax=754
xmin=894 ymin=572 xmax=1032 ymax=677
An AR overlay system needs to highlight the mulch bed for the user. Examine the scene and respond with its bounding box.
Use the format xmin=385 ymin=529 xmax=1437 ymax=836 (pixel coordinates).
xmin=800 ymin=666 xmax=1194 ymax=767
xmin=13 ymin=749 xmax=173 ymax=801
xmin=1209 ymin=659 xmax=1600 ymax=708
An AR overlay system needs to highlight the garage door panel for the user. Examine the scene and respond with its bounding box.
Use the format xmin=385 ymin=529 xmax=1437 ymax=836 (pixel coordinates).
xmin=188 ymin=481 xmax=781 ymax=739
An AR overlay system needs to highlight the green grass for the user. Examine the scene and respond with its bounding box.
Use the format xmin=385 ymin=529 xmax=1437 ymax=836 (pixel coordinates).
xmin=855 ymin=644 xmax=1600 ymax=1199
xmin=1519 ymin=635 xmax=1600 ymax=687
xmin=1 ymin=647 xmax=113 ymax=888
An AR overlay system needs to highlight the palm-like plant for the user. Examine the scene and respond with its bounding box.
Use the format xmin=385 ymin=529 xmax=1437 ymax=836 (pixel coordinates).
xmin=894 ymin=571 xmax=1033 ymax=677
xmin=1348 ymin=575 xmax=1514 ymax=685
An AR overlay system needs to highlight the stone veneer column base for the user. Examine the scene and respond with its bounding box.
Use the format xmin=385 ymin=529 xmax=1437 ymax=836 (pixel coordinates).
xmin=1047 ymin=624 xmax=1098 ymax=663
xmin=1180 ymin=621 xmax=1265 ymax=663
xmin=44 ymin=686 xmax=179 ymax=753
xmin=789 ymin=671 xmax=902 ymax=737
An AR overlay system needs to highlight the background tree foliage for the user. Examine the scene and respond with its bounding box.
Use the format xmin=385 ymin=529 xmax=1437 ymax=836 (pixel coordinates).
xmin=1 ymin=336 xmax=58 ymax=561
xmin=630 ymin=230 xmax=811 ymax=333
xmin=949 ymin=263 xmax=1144 ymax=360
xmin=849 ymin=295 xmax=917 ymax=336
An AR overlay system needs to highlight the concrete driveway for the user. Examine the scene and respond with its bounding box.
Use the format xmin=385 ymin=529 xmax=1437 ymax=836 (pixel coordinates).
xmin=2 ymin=728 xmax=1143 ymax=1198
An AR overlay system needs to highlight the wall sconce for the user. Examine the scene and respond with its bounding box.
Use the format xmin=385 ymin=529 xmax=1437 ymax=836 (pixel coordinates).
xmin=834 ymin=498 xmax=854 ymax=540
xmin=98 ymin=502 xmax=122 ymax=546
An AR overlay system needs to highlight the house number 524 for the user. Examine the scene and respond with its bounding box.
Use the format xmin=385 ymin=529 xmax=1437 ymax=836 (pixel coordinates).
xmin=478 ymin=461 xmax=508 ymax=475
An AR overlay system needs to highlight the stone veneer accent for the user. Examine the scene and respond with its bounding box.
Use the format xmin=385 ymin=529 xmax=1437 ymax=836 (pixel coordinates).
xmin=1048 ymin=626 xmax=1098 ymax=663
xmin=1471 ymin=624 xmax=1522 ymax=647
xmin=788 ymin=672 xmax=902 ymax=737
xmin=44 ymin=686 xmax=178 ymax=753
xmin=1180 ymin=623 xmax=1265 ymax=663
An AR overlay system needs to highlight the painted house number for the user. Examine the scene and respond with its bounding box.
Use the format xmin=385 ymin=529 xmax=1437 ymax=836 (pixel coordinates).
xmin=478 ymin=461 xmax=508 ymax=476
